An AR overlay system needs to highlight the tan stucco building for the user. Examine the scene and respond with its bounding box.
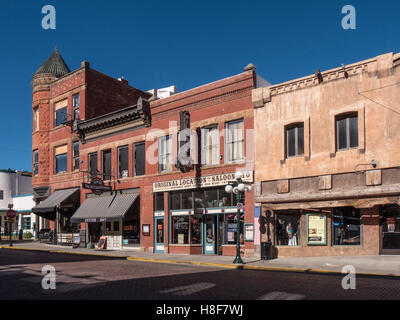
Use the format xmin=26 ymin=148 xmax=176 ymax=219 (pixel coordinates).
xmin=253 ymin=52 xmax=400 ymax=257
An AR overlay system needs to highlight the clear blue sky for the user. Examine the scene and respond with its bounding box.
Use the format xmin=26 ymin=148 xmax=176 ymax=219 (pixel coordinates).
xmin=0 ymin=0 xmax=399 ymax=172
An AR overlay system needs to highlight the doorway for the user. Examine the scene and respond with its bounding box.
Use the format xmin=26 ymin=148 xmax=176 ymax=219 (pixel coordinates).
xmin=154 ymin=217 xmax=165 ymax=253
xmin=380 ymin=205 xmax=400 ymax=254
xmin=89 ymin=222 xmax=102 ymax=244
xmin=203 ymin=215 xmax=223 ymax=255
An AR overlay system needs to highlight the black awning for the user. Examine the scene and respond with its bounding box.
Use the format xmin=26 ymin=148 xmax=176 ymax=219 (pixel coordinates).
xmin=71 ymin=192 xmax=139 ymax=223
xmin=32 ymin=188 xmax=80 ymax=220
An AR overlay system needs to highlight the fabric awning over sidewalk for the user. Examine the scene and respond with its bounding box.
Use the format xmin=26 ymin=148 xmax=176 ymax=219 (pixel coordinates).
xmin=71 ymin=192 xmax=139 ymax=223
xmin=32 ymin=188 xmax=80 ymax=220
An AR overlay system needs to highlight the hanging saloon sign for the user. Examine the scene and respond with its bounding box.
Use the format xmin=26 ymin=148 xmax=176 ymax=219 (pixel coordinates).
xmin=82 ymin=177 xmax=112 ymax=195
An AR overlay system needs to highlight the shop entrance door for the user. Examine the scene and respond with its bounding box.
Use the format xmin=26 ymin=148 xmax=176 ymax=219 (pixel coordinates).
xmin=154 ymin=217 xmax=165 ymax=253
xmin=381 ymin=206 xmax=400 ymax=254
xmin=203 ymin=216 xmax=215 ymax=254
xmin=203 ymin=215 xmax=223 ymax=255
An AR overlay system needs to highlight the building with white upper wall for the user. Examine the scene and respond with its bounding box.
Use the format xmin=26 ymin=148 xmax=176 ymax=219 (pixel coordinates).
xmin=0 ymin=169 xmax=48 ymax=238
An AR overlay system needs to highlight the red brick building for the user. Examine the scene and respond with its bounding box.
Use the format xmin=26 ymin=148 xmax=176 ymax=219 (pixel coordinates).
xmin=32 ymin=49 xmax=259 ymax=256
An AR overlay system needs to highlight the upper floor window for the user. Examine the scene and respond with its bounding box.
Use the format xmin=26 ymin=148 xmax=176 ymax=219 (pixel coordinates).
xmin=102 ymin=149 xmax=112 ymax=180
xmin=201 ymin=125 xmax=219 ymax=166
xmin=33 ymin=108 xmax=39 ymax=132
xmin=286 ymin=123 xmax=304 ymax=158
xmin=33 ymin=149 xmax=39 ymax=175
xmin=73 ymin=94 xmax=80 ymax=120
xmin=159 ymin=135 xmax=172 ymax=172
xmin=118 ymin=145 xmax=129 ymax=178
xmin=73 ymin=141 xmax=80 ymax=171
xmin=55 ymin=145 xmax=68 ymax=174
xmin=88 ymin=152 xmax=98 ymax=179
xmin=133 ymin=142 xmax=145 ymax=176
xmin=0 ymin=190 xmax=4 ymax=200
xmin=55 ymin=100 xmax=68 ymax=127
xmin=226 ymin=119 xmax=244 ymax=163
xmin=336 ymin=113 xmax=358 ymax=151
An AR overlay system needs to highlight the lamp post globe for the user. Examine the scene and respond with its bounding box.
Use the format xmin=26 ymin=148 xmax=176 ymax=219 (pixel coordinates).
xmin=235 ymin=171 xmax=243 ymax=180
xmin=238 ymin=183 xmax=245 ymax=192
xmin=225 ymin=184 xmax=233 ymax=194
xmin=233 ymin=187 xmax=239 ymax=194
xmin=245 ymin=185 xmax=252 ymax=192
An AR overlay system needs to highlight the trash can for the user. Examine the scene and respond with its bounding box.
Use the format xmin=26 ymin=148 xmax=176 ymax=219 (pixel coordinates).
xmin=18 ymin=229 xmax=23 ymax=240
xmin=261 ymin=241 xmax=272 ymax=260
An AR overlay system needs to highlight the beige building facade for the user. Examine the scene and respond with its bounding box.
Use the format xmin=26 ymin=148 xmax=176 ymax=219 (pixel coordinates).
xmin=253 ymin=52 xmax=400 ymax=257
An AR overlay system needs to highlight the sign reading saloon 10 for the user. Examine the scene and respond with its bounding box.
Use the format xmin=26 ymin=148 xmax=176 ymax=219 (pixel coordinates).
xmin=152 ymin=171 xmax=254 ymax=193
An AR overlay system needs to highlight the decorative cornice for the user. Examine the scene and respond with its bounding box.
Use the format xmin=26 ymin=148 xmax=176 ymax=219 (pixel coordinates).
xmin=77 ymin=99 xmax=150 ymax=142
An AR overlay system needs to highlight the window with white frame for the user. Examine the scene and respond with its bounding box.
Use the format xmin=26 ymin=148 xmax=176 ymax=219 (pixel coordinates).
xmin=225 ymin=119 xmax=244 ymax=163
xmin=159 ymin=135 xmax=172 ymax=172
xmin=201 ymin=125 xmax=219 ymax=165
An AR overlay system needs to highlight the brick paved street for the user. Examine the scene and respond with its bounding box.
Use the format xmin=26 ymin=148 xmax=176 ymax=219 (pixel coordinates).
xmin=1 ymin=248 xmax=400 ymax=300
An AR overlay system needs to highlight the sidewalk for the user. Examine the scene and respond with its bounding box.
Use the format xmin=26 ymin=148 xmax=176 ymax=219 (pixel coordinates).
xmin=1 ymin=241 xmax=400 ymax=277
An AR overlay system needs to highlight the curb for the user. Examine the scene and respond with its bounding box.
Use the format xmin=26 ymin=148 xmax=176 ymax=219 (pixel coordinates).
xmin=2 ymin=245 xmax=399 ymax=278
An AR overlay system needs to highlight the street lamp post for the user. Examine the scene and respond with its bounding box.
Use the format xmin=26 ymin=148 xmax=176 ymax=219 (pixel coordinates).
xmin=225 ymin=171 xmax=252 ymax=264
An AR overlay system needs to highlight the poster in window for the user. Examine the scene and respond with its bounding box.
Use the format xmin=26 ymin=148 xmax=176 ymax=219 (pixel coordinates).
xmin=307 ymin=214 xmax=327 ymax=245
xmin=178 ymin=233 xmax=184 ymax=244
xmin=142 ymin=224 xmax=150 ymax=236
xmin=244 ymin=224 xmax=254 ymax=241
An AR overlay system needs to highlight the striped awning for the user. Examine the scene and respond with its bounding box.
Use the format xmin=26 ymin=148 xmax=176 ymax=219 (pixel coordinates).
xmin=32 ymin=188 xmax=80 ymax=219
xmin=71 ymin=192 xmax=139 ymax=223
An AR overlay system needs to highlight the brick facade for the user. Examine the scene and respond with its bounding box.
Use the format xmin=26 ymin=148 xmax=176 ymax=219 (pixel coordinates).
xmin=32 ymin=50 xmax=256 ymax=256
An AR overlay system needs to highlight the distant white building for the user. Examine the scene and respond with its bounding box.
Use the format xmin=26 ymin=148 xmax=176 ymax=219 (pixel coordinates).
xmin=0 ymin=169 xmax=48 ymax=238
xmin=13 ymin=194 xmax=36 ymax=237
xmin=147 ymin=85 xmax=178 ymax=99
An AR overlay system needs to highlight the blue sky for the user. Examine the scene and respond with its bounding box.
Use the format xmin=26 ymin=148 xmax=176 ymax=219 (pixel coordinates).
xmin=0 ymin=0 xmax=399 ymax=171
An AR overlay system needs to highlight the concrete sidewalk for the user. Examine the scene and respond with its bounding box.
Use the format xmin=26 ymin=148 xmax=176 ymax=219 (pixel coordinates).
xmin=1 ymin=241 xmax=400 ymax=277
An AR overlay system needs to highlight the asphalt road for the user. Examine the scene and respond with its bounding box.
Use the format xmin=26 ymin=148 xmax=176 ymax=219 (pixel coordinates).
xmin=1 ymin=248 xmax=399 ymax=300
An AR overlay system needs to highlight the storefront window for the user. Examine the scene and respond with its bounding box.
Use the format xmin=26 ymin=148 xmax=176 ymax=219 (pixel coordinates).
xmin=113 ymin=221 xmax=120 ymax=232
xmin=193 ymin=191 xmax=205 ymax=209
xmin=171 ymin=216 xmax=189 ymax=244
xmin=59 ymin=216 xmax=79 ymax=233
xmin=224 ymin=213 xmax=244 ymax=245
xmin=332 ymin=207 xmax=361 ymax=246
xmin=106 ymin=222 xmax=111 ymax=231
xmin=123 ymin=221 xmax=140 ymax=245
xmin=205 ymin=189 xmax=218 ymax=207
xmin=218 ymin=187 xmax=232 ymax=207
xmin=191 ymin=216 xmax=202 ymax=244
xmin=170 ymin=192 xmax=181 ymax=210
xmin=275 ymin=212 xmax=300 ymax=246
xmin=154 ymin=193 xmax=164 ymax=211
xmin=182 ymin=191 xmax=193 ymax=209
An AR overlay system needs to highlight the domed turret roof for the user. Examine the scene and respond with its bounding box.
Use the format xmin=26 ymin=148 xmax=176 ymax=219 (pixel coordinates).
xmin=34 ymin=48 xmax=70 ymax=78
